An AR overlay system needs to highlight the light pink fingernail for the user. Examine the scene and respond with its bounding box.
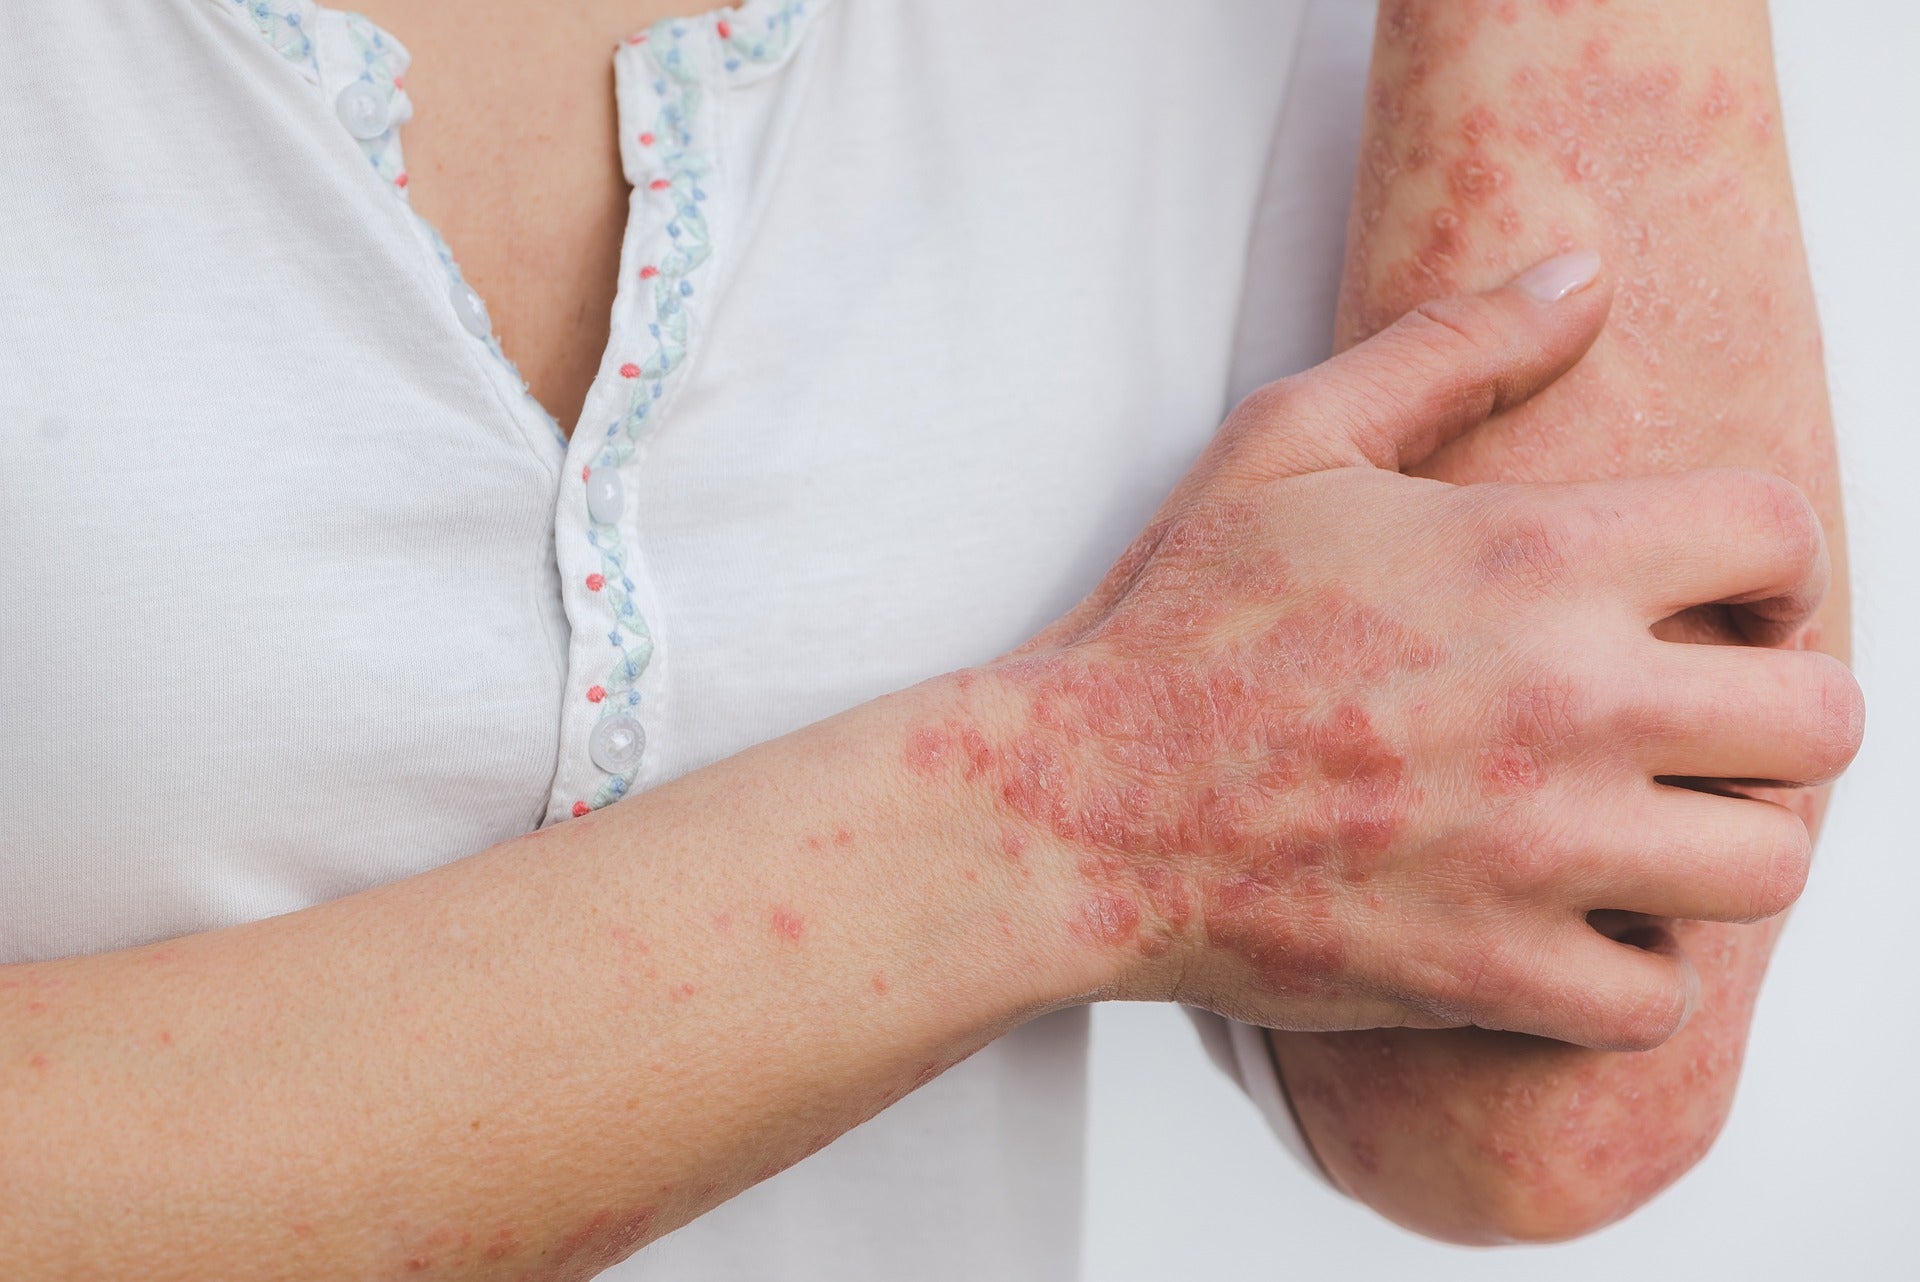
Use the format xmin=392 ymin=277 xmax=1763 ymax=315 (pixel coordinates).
xmin=1512 ymin=250 xmax=1603 ymax=303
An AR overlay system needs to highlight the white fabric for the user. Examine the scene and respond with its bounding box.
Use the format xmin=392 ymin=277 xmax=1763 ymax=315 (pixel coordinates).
xmin=0 ymin=0 xmax=1378 ymax=1276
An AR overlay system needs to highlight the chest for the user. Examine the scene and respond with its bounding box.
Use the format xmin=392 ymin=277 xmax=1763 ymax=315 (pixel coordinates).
xmin=348 ymin=0 xmax=727 ymax=432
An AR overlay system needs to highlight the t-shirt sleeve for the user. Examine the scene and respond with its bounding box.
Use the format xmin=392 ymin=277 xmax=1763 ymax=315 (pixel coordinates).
xmin=1185 ymin=1009 xmax=1342 ymax=1192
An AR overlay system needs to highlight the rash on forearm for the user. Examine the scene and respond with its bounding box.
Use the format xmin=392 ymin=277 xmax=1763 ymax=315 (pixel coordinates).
xmin=1277 ymin=0 xmax=1846 ymax=1241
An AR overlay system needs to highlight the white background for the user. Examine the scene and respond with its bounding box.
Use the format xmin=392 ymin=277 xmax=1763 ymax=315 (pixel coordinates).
xmin=1083 ymin=6 xmax=1920 ymax=1278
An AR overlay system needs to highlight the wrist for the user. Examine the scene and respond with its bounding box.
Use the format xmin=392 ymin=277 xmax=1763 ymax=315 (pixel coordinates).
xmin=881 ymin=662 xmax=1191 ymax=1012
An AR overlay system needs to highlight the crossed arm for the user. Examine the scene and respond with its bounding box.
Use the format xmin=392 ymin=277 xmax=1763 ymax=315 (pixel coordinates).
xmin=1268 ymin=0 xmax=1849 ymax=1243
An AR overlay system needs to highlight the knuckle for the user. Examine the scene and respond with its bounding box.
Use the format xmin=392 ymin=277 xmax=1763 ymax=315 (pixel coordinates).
xmin=1499 ymin=666 xmax=1597 ymax=754
xmin=1475 ymin=505 xmax=1582 ymax=597
xmin=1406 ymin=294 xmax=1506 ymax=354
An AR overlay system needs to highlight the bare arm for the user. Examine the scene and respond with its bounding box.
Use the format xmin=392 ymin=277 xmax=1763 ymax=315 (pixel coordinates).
xmin=2 ymin=124 xmax=1855 ymax=1279
xmin=1269 ymin=0 xmax=1849 ymax=1243
xmin=0 ymin=684 xmax=1122 ymax=1277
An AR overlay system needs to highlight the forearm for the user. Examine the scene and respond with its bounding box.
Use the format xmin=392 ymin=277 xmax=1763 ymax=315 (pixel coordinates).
xmin=0 ymin=677 xmax=1104 ymax=1278
xmin=1272 ymin=0 xmax=1847 ymax=1241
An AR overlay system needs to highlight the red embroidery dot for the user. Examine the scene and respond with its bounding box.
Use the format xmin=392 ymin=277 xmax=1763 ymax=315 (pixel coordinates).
xmin=581 ymin=465 xmax=592 ymax=483
xmin=395 ymin=172 xmax=409 ymax=188
xmin=716 ymin=19 xmax=732 ymax=39
xmin=572 ymin=801 xmax=591 ymax=818
xmin=587 ymin=686 xmax=607 ymax=704
xmin=638 ymin=132 xmax=656 ymax=147
xmin=586 ymin=573 xmax=605 ymax=592
xmin=619 ymin=362 xmax=640 ymax=379
xmin=639 ymin=266 xmax=660 ymax=280
xmin=649 ymin=178 xmax=671 ymax=192
xmin=629 ymin=32 xmax=649 ymax=44
xmin=393 ymin=75 xmax=405 ymax=89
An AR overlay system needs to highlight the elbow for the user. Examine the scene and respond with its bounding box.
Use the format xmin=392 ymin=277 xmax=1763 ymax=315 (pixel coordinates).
xmin=1340 ymin=1116 xmax=1727 ymax=1248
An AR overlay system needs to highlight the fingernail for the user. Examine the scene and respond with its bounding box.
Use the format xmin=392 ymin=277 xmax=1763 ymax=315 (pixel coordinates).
xmin=1512 ymin=250 xmax=1603 ymax=303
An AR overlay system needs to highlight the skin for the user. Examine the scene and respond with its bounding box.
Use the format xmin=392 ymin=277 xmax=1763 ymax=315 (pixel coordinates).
xmin=0 ymin=3 xmax=1862 ymax=1276
xmin=364 ymin=0 xmax=734 ymax=432
xmin=1269 ymin=0 xmax=1853 ymax=1245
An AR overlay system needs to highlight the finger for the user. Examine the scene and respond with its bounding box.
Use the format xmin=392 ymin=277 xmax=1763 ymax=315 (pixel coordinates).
xmin=1557 ymin=468 xmax=1830 ymax=641
xmin=1627 ymin=641 xmax=1864 ymax=786
xmin=1509 ymin=920 xmax=1701 ymax=1052
xmin=1570 ymin=782 xmax=1812 ymax=923
xmin=1232 ymin=250 xmax=1613 ymax=477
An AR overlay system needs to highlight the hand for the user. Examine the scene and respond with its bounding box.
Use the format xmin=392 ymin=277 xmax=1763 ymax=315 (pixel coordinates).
xmin=968 ymin=254 xmax=1864 ymax=1050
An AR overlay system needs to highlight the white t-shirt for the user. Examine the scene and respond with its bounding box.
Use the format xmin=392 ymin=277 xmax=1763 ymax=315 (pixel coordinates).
xmin=0 ymin=0 xmax=1376 ymax=1275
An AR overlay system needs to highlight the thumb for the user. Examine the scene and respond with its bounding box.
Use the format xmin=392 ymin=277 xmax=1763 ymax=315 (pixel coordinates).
xmin=1242 ymin=251 xmax=1612 ymax=476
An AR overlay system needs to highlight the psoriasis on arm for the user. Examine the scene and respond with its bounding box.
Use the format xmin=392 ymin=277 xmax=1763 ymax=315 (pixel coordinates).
xmin=1269 ymin=0 xmax=1850 ymax=1243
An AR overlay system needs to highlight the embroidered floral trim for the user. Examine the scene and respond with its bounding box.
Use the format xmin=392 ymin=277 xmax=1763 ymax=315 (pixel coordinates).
xmin=225 ymin=0 xmax=318 ymax=75
xmin=215 ymin=0 xmax=565 ymax=446
xmin=570 ymin=3 xmax=816 ymax=812
xmin=335 ymin=13 xmax=411 ymax=189
xmin=718 ymin=0 xmax=814 ymax=72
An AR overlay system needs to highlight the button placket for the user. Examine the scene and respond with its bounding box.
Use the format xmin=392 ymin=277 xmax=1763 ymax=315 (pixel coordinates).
xmin=554 ymin=4 xmax=833 ymax=825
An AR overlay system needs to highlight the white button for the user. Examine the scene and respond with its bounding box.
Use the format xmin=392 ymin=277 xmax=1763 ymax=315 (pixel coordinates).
xmin=585 ymin=469 xmax=626 ymax=524
xmin=450 ymin=281 xmax=492 ymax=339
xmin=335 ymin=81 xmax=391 ymax=140
xmin=589 ymin=715 xmax=646 ymax=773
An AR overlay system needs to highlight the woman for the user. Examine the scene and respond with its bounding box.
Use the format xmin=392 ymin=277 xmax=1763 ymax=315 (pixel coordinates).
xmin=0 ymin=1 xmax=1855 ymax=1277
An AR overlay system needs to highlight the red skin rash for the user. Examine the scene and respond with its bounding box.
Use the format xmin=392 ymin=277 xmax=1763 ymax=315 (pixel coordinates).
xmin=1287 ymin=0 xmax=1845 ymax=1241
xmin=909 ymin=569 xmax=1444 ymax=994
xmin=769 ymin=907 xmax=806 ymax=942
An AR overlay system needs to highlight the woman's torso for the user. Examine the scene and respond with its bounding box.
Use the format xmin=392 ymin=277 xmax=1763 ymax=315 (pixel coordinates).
xmin=0 ymin=1 xmax=1371 ymax=1275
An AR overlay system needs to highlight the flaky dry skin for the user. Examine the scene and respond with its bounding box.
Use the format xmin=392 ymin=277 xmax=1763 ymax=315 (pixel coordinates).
xmin=1274 ymin=0 xmax=1851 ymax=1243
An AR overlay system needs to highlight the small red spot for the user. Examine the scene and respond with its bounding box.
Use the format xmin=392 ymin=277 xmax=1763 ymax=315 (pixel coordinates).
xmin=673 ymin=982 xmax=697 ymax=1001
xmin=572 ymin=801 xmax=591 ymax=818
xmin=716 ymin=19 xmax=732 ymax=38
xmin=871 ymin=972 xmax=890 ymax=995
xmin=395 ymin=172 xmax=409 ymax=189
xmin=25 ymin=1000 xmax=47 ymax=1014
xmin=27 ymin=1054 xmax=49 ymax=1071
xmin=619 ymin=362 xmax=640 ymax=379
xmin=649 ymin=178 xmax=671 ymax=192
xmin=587 ymin=686 xmax=606 ymax=703
xmin=581 ymin=464 xmax=592 ymax=483
xmin=833 ymin=827 xmax=854 ymax=847
xmin=405 ymin=1257 xmax=433 ymax=1273
xmin=999 ymin=825 xmax=1029 ymax=865
xmin=771 ymin=907 xmax=806 ymax=941
xmin=392 ymin=75 xmax=405 ymax=89
xmin=905 ymin=725 xmax=950 ymax=776
xmin=484 ymin=1227 xmax=520 ymax=1260
xmin=157 ymin=1029 xmax=173 ymax=1047
xmin=711 ymin=912 xmax=733 ymax=933
xmin=638 ymin=132 xmax=656 ymax=147
xmin=639 ymin=265 xmax=660 ymax=280
xmin=585 ymin=573 xmax=605 ymax=591
xmin=290 ymin=1221 xmax=315 ymax=1239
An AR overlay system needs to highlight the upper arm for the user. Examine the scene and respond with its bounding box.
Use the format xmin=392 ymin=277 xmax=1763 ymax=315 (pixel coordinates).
xmin=1267 ymin=0 xmax=1846 ymax=1243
